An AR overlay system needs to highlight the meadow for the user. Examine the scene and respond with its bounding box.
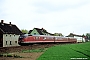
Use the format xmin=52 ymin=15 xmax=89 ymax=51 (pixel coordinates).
xmin=37 ymin=42 xmax=90 ymax=60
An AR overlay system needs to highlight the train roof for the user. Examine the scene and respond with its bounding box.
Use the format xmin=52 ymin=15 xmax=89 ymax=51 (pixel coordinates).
xmin=21 ymin=34 xmax=76 ymax=39
xmin=32 ymin=35 xmax=64 ymax=37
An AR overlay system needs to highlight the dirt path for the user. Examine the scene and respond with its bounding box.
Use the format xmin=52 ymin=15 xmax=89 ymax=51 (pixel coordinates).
xmin=0 ymin=52 xmax=43 ymax=60
xmin=0 ymin=44 xmax=55 ymax=60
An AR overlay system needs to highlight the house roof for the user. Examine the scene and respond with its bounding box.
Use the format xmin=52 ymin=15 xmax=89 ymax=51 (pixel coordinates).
xmin=34 ymin=28 xmax=44 ymax=35
xmin=28 ymin=30 xmax=32 ymax=34
xmin=66 ymin=33 xmax=83 ymax=37
xmin=28 ymin=28 xmax=54 ymax=35
xmin=0 ymin=20 xmax=22 ymax=35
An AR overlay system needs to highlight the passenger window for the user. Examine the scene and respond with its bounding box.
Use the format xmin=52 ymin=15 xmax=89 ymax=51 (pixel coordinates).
xmin=55 ymin=38 xmax=57 ymax=40
xmin=38 ymin=37 xmax=40 ymax=40
xmin=43 ymin=37 xmax=46 ymax=40
xmin=36 ymin=37 xmax=38 ymax=40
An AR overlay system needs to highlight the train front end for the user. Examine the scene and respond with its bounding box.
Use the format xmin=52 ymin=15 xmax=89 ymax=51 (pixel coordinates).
xmin=18 ymin=34 xmax=28 ymax=45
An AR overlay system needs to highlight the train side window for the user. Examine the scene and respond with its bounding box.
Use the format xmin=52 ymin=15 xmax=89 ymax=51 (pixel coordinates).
xmin=43 ymin=37 xmax=46 ymax=40
xmin=52 ymin=37 xmax=54 ymax=40
xmin=47 ymin=37 xmax=49 ymax=39
xmin=55 ymin=38 xmax=57 ymax=40
xmin=36 ymin=37 xmax=38 ymax=40
xmin=57 ymin=37 xmax=58 ymax=40
xmin=33 ymin=37 xmax=35 ymax=40
xmin=38 ymin=37 xmax=40 ymax=39
xmin=43 ymin=37 xmax=44 ymax=40
xmin=50 ymin=37 xmax=53 ymax=40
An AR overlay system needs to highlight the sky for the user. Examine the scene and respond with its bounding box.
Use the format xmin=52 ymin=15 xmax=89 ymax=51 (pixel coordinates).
xmin=0 ymin=0 xmax=90 ymax=36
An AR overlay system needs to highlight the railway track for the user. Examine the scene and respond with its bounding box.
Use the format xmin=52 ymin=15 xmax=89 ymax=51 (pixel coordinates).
xmin=0 ymin=42 xmax=76 ymax=54
xmin=0 ymin=43 xmax=55 ymax=54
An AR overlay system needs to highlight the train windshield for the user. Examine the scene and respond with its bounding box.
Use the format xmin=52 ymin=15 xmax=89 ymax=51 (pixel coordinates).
xmin=19 ymin=34 xmax=32 ymax=39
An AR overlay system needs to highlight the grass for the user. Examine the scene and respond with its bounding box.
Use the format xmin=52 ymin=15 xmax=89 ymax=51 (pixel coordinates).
xmin=37 ymin=42 xmax=90 ymax=60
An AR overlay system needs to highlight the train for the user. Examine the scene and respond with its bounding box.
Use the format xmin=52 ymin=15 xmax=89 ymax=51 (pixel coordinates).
xmin=18 ymin=34 xmax=77 ymax=45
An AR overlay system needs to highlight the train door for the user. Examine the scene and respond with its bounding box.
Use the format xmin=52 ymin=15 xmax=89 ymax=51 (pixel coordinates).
xmin=0 ymin=34 xmax=3 ymax=47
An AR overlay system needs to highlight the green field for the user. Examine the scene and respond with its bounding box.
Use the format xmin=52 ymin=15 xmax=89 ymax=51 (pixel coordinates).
xmin=37 ymin=42 xmax=90 ymax=60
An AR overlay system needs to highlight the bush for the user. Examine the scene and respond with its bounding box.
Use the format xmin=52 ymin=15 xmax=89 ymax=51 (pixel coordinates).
xmin=7 ymin=54 xmax=12 ymax=57
xmin=22 ymin=48 xmax=45 ymax=53
xmin=0 ymin=54 xmax=3 ymax=57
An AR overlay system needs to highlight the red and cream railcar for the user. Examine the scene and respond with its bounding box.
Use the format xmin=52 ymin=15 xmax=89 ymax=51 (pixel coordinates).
xmin=18 ymin=34 xmax=77 ymax=45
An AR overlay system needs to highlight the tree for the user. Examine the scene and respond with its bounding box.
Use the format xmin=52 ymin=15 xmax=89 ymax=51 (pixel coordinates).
xmin=86 ymin=33 xmax=89 ymax=38
xmin=82 ymin=34 xmax=85 ymax=37
xmin=86 ymin=33 xmax=90 ymax=40
xmin=21 ymin=29 xmax=28 ymax=34
xmin=54 ymin=33 xmax=63 ymax=36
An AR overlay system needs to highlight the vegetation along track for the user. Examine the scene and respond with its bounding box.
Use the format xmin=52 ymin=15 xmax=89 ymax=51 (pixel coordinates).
xmin=0 ymin=43 xmax=56 ymax=54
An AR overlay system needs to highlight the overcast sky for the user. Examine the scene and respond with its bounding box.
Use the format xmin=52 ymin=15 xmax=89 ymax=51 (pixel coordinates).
xmin=0 ymin=0 xmax=90 ymax=36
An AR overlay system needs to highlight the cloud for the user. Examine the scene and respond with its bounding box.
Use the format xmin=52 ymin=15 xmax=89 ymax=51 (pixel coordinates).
xmin=0 ymin=0 xmax=90 ymax=35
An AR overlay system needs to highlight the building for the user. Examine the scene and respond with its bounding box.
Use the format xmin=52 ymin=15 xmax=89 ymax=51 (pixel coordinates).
xmin=66 ymin=33 xmax=86 ymax=42
xmin=28 ymin=28 xmax=54 ymax=36
xmin=0 ymin=20 xmax=22 ymax=47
